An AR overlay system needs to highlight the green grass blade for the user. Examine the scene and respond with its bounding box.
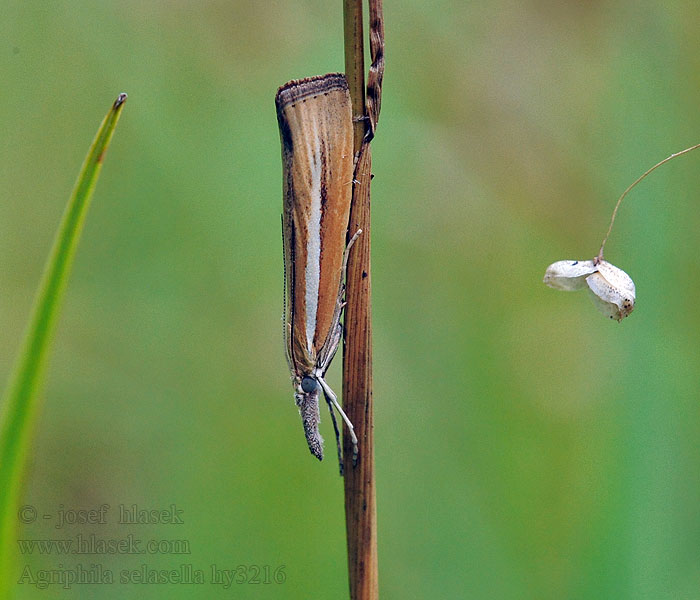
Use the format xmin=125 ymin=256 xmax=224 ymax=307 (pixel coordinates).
xmin=0 ymin=93 xmax=127 ymax=593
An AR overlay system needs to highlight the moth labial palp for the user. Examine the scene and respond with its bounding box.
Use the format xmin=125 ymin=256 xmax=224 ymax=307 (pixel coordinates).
xmin=276 ymin=73 xmax=360 ymax=472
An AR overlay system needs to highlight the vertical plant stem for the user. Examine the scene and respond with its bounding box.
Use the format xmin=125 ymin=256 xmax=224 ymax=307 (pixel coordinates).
xmin=0 ymin=94 xmax=127 ymax=596
xmin=343 ymin=2 xmax=378 ymax=599
xmin=344 ymin=1 xmax=368 ymax=155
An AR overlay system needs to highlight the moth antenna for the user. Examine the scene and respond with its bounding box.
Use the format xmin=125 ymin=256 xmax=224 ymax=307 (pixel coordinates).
xmin=281 ymin=215 xmax=293 ymax=371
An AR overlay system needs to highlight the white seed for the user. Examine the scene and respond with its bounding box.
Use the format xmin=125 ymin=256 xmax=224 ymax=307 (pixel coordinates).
xmin=543 ymin=260 xmax=597 ymax=291
xmin=585 ymin=261 xmax=635 ymax=321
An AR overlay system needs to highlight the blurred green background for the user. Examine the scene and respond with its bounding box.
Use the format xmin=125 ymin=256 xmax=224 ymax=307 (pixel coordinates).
xmin=2 ymin=1 xmax=700 ymax=598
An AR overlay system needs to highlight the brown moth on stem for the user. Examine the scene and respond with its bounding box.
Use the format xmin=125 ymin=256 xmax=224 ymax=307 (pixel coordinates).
xmin=276 ymin=74 xmax=360 ymax=471
xmin=274 ymin=0 xmax=384 ymax=595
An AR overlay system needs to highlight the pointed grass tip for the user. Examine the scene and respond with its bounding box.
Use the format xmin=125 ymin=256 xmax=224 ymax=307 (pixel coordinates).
xmin=113 ymin=93 xmax=128 ymax=109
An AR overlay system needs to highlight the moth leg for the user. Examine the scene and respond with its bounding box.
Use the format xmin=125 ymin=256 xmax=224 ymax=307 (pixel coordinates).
xmin=343 ymin=229 xmax=362 ymax=273
xmin=317 ymin=322 xmax=341 ymax=373
xmin=318 ymin=376 xmax=358 ymax=463
xmin=323 ymin=392 xmax=344 ymax=476
xmin=312 ymin=229 xmax=362 ymax=466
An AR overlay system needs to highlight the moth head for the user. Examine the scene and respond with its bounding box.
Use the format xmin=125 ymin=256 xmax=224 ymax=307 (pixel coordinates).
xmin=300 ymin=375 xmax=319 ymax=394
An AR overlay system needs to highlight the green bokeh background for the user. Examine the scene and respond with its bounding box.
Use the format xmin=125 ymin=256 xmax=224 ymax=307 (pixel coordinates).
xmin=2 ymin=1 xmax=700 ymax=598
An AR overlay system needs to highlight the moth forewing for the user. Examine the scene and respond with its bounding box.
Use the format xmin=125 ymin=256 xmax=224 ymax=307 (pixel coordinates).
xmin=276 ymin=73 xmax=354 ymax=462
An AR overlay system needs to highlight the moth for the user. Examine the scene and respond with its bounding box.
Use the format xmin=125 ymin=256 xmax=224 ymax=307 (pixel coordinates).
xmin=276 ymin=73 xmax=360 ymax=466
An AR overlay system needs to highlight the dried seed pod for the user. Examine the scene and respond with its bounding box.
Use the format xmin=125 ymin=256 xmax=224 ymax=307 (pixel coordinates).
xmin=543 ymin=259 xmax=635 ymax=322
xmin=585 ymin=260 xmax=635 ymax=321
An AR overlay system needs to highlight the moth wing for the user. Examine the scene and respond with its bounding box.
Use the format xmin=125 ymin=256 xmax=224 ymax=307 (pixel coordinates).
xmin=276 ymin=74 xmax=354 ymax=375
